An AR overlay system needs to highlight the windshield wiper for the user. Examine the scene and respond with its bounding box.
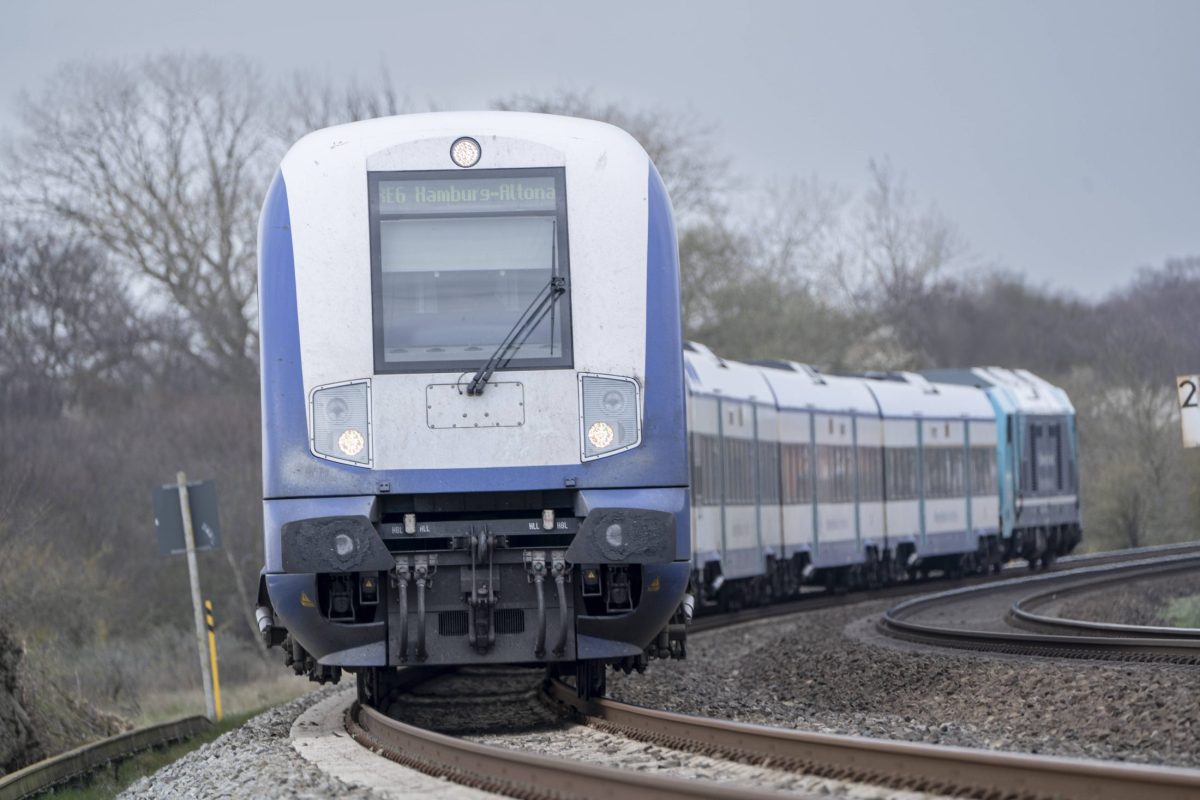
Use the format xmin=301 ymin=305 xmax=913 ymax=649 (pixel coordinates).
xmin=466 ymin=276 xmax=566 ymax=396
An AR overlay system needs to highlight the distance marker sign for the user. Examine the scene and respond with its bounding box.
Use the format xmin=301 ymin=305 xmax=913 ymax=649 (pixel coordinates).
xmin=1178 ymin=375 xmax=1200 ymax=448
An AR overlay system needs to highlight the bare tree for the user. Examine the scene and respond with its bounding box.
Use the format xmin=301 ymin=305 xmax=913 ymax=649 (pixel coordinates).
xmin=855 ymin=159 xmax=965 ymax=307
xmin=273 ymin=65 xmax=414 ymax=144
xmin=0 ymin=227 xmax=162 ymax=413
xmin=5 ymin=55 xmax=272 ymax=386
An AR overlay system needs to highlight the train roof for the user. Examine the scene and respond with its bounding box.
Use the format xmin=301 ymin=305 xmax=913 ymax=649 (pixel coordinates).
xmin=921 ymin=367 xmax=1074 ymax=415
xmin=753 ymin=361 xmax=880 ymax=414
xmin=858 ymin=373 xmax=996 ymax=420
xmin=684 ymin=343 xmax=995 ymax=420
xmin=683 ymin=343 xmax=775 ymax=405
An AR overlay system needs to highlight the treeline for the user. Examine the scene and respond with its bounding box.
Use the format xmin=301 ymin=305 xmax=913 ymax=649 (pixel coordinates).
xmin=0 ymin=54 xmax=1196 ymax=719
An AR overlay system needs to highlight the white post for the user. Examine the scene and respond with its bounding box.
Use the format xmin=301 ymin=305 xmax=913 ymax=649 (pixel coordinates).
xmin=178 ymin=471 xmax=217 ymax=722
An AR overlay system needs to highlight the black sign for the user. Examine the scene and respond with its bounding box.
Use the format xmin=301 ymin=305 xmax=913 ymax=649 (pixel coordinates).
xmin=153 ymin=480 xmax=222 ymax=556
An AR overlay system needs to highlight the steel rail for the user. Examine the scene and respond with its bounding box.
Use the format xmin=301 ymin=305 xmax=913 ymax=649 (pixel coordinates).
xmin=0 ymin=715 xmax=211 ymax=800
xmin=879 ymin=552 xmax=1200 ymax=663
xmin=1009 ymin=564 xmax=1200 ymax=638
xmin=342 ymin=544 xmax=1200 ymax=799
xmin=347 ymin=699 xmax=786 ymax=799
xmin=690 ymin=541 xmax=1200 ymax=636
xmin=543 ymin=678 xmax=1200 ymax=800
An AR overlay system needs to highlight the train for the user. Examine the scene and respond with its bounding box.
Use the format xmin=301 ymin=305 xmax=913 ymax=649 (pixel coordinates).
xmin=252 ymin=111 xmax=1081 ymax=701
xmin=254 ymin=112 xmax=692 ymax=701
xmin=684 ymin=345 xmax=1081 ymax=610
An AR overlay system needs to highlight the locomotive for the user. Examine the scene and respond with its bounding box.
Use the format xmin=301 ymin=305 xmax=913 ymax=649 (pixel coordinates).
xmin=253 ymin=113 xmax=692 ymax=700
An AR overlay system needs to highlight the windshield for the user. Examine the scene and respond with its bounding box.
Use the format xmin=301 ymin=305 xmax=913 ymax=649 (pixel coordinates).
xmin=369 ymin=168 xmax=572 ymax=373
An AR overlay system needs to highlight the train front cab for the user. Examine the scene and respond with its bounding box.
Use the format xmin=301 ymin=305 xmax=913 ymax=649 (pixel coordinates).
xmin=254 ymin=113 xmax=691 ymax=694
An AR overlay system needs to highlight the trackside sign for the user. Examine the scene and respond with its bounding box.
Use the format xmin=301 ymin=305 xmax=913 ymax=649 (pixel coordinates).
xmin=1177 ymin=375 xmax=1200 ymax=448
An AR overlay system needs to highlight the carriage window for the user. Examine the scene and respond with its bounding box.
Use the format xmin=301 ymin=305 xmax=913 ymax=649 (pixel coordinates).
xmin=781 ymin=442 xmax=814 ymax=504
xmin=369 ymin=168 xmax=572 ymax=373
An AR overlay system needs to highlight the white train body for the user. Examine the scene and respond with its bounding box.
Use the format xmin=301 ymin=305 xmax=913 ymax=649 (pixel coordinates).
xmin=684 ymin=344 xmax=1080 ymax=602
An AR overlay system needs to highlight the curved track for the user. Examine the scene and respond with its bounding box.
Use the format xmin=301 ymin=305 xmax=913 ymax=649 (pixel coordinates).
xmin=342 ymin=543 xmax=1200 ymax=799
xmin=344 ymin=674 xmax=1200 ymax=800
xmin=879 ymin=551 xmax=1200 ymax=663
xmin=691 ymin=540 xmax=1200 ymax=636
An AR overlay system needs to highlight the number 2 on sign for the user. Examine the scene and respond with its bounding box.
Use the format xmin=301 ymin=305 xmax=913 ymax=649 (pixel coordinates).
xmin=1180 ymin=379 xmax=1198 ymax=409
xmin=1177 ymin=375 xmax=1200 ymax=448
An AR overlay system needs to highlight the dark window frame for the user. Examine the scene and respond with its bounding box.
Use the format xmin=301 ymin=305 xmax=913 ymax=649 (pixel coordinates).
xmin=367 ymin=167 xmax=574 ymax=375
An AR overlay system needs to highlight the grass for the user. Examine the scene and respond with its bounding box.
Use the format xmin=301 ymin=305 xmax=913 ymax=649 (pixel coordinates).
xmin=1159 ymin=594 xmax=1200 ymax=628
xmin=46 ymin=711 xmax=253 ymax=800
xmin=130 ymin=674 xmax=312 ymax=727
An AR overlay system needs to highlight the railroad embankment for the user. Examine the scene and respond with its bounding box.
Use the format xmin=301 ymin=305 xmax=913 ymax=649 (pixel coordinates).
xmin=0 ymin=623 xmax=125 ymax=776
xmin=0 ymin=624 xmax=36 ymax=773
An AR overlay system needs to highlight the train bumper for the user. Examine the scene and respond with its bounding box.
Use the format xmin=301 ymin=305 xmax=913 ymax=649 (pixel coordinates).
xmin=265 ymin=492 xmax=690 ymax=668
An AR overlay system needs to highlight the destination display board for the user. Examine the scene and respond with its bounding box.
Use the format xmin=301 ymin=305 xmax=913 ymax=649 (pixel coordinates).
xmin=376 ymin=175 xmax=558 ymax=215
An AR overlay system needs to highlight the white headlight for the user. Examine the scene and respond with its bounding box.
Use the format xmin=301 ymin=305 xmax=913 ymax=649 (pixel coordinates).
xmin=579 ymin=374 xmax=640 ymax=460
xmin=338 ymin=429 xmax=365 ymax=457
xmin=311 ymin=380 xmax=371 ymax=465
xmin=588 ymin=421 xmax=615 ymax=449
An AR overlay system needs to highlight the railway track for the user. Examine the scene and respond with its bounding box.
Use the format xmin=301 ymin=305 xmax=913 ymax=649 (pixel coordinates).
xmin=879 ymin=550 xmax=1200 ymax=663
xmin=691 ymin=539 xmax=1200 ymax=635
xmin=343 ymin=673 xmax=1200 ymax=800
xmin=338 ymin=542 xmax=1200 ymax=799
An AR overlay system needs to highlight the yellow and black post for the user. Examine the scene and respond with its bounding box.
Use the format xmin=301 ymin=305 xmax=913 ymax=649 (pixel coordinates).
xmin=204 ymin=599 xmax=223 ymax=722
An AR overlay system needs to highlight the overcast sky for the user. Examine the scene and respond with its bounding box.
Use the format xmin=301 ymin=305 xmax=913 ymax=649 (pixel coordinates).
xmin=3 ymin=0 xmax=1197 ymax=297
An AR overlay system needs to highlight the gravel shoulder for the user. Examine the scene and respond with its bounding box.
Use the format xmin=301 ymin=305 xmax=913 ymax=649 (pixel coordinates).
xmin=609 ymin=598 xmax=1200 ymax=769
xmin=119 ymin=687 xmax=383 ymax=799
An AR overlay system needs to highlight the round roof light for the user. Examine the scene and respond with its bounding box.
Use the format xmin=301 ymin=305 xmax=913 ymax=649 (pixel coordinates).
xmin=450 ymin=137 xmax=481 ymax=168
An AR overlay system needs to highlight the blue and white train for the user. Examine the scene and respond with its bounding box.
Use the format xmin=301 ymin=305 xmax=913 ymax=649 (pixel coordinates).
xmin=254 ymin=112 xmax=691 ymax=699
xmin=684 ymin=344 xmax=1081 ymax=608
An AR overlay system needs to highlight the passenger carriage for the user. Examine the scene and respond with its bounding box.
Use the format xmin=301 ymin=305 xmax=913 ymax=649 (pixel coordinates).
xmin=684 ymin=343 xmax=1076 ymax=607
xmin=859 ymin=373 xmax=1001 ymax=576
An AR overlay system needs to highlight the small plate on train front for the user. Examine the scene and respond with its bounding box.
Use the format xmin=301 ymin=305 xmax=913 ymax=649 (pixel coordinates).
xmin=426 ymin=382 xmax=525 ymax=429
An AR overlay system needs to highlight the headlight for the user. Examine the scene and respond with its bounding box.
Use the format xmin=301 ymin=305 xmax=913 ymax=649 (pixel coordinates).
xmin=579 ymin=374 xmax=640 ymax=460
xmin=311 ymin=380 xmax=371 ymax=465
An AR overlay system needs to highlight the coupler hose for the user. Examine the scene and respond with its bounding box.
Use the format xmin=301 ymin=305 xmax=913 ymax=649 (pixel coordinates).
xmin=534 ymin=573 xmax=546 ymax=658
xmin=416 ymin=577 xmax=427 ymax=661
xmin=397 ymin=575 xmax=409 ymax=662
xmin=553 ymin=573 xmax=568 ymax=656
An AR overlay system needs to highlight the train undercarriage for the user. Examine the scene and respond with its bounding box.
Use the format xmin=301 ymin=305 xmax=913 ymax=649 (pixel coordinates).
xmin=693 ymin=523 xmax=1084 ymax=612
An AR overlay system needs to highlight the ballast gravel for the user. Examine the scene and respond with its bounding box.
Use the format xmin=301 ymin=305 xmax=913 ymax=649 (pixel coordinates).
xmin=609 ymin=597 xmax=1200 ymax=769
xmin=121 ymin=580 xmax=1200 ymax=797
xmin=120 ymin=687 xmax=384 ymax=800
xmin=468 ymin=710 xmax=944 ymax=799
xmin=392 ymin=668 xmax=947 ymax=799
